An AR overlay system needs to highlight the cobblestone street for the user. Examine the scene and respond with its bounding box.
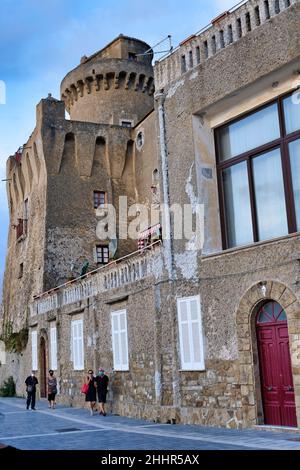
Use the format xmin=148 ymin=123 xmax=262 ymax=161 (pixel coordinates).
xmin=1 ymin=398 xmax=300 ymax=451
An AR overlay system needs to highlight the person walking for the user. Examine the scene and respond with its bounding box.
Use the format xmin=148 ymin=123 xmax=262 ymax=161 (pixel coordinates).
xmin=96 ymin=368 xmax=109 ymax=416
xmin=25 ymin=371 xmax=38 ymax=410
xmin=47 ymin=370 xmax=58 ymax=409
xmin=85 ymin=370 xmax=97 ymax=416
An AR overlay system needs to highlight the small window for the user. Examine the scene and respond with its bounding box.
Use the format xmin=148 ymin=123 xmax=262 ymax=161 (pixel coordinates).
xmin=128 ymin=52 xmax=137 ymax=61
xmin=181 ymin=55 xmax=187 ymax=73
xmin=228 ymin=24 xmax=233 ymax=44
xmin=204 ymin=41 xmax=209 ymax=59
xmin=93 ymin=191 xmax=106 ymax=209
xmin=219 ymin=30 xmax=225 ymax=49
xmin=275 ymin=0 xmax=280 ymax=14
xmin=111 ymin=309 xmax=129 ymax=371
xmin=236 ymin=18 xmax=242 ymax=38
xmin=16 ymin=218 xmax=24 ymax=240
xmin=189 ymin=50 xmax=193 ymax=68
xmin=18 ymin=263 xmax=24 ymax=279
xmin=136 ymin=131 xmax=144 ymax=150
xmin=264 ymin=0 xmax=270 ymax=19
xmin=211 ymin=35 xmax=216 ymax=54
xmin=245 ymin=12 xmax=251 ymax=32
xmin=196 ymin=46 xmax=201 ymax=64
xmin=96 ymin=245 xmax=109 ymax=264
xmin=121 ymin=120 xmax=133 ymax=128
xmin=254 ymin=6 xmax=261 ymax=26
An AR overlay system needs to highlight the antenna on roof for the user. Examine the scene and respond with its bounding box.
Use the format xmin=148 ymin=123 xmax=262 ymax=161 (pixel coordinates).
xmin=135 ymin=35 xmax=173 ymax=57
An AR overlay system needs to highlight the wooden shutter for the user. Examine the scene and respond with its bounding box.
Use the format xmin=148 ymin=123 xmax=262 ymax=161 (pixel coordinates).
xmin=50 ymin=325 xmax=57 ymax=371
xmin=77 ymin=320 xmax=84 ymax=370
xmin=119 ymin=310 xmax=129 ymax=370
xmin=111 ymin=310 xmax=129 ymax=371
xmin=31 ymin=331 xmax=37 ymax=371
xmin=71 ymin=319 xmax=84 ymax=370
xmin=177 ymin=296 xmax=205 ymax=371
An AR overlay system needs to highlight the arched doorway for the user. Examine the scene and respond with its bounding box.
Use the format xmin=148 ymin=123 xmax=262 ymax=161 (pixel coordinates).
xmin=256 ymin=300 xmax=297 ymax=427
xmin=39 ymin=337 xmax=47 ymax=398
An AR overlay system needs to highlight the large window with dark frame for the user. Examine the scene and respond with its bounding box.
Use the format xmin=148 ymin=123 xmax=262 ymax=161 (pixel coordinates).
xmin=215 ymin=92 xmax=300 ymax=249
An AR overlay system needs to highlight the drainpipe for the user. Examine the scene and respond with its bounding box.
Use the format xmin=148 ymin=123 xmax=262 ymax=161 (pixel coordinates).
xmin=155 ymin=91 xmax=180 ymax=416
xmin=155 ymin=90 xmax=174 ymax=281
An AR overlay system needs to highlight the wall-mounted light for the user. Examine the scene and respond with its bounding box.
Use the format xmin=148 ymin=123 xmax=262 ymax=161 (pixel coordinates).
xmin=259 ymin=282 xmax=267 ymax=297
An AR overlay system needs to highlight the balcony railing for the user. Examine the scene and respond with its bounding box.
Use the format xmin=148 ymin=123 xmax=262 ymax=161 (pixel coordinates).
xmin=15 ymin=219 xmax=27 ymax=240
xmin=30 ymin=241 xmax=163 ymax=316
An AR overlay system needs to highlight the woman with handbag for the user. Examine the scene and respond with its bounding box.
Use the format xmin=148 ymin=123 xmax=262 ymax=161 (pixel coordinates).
xmin=84 ymin=370 xmax=97 ymax=416
xmin=47 ymin=370 xmax=58 ymax=409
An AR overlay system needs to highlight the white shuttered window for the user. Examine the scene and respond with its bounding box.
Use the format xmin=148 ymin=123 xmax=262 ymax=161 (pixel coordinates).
xmin=50 ymin=324 xmax=58 ymax=371
xmin=177 ymin=296 xmax=205 ymax=371
xmin=31 ymin=330 xmax=38 ymax=371
xmin=71 ymin=319 xmax=84 ymax=370
xmin=111 ymin=310 xmax=129 ymax=371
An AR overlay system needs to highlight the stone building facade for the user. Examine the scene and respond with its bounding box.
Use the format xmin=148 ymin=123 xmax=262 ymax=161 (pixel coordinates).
xmin=1 ymin=0 xmax=300 ymax=430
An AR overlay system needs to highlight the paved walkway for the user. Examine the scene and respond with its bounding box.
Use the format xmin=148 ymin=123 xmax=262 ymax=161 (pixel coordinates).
xmin=0 ymin=397 xmax=300 ymax=450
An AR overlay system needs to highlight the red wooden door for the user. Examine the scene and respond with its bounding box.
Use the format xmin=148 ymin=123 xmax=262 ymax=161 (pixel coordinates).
xmin=40 ymin=337 xmax=47 ymax=398
xmin=256 ymin=301 xmax=297 ymax=427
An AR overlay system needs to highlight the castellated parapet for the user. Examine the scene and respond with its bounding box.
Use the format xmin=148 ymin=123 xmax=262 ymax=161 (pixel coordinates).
xmin=61 ymin=35 xmax=155 ymax=125
xmin=2 ymin=36 xmax=159 ymax=332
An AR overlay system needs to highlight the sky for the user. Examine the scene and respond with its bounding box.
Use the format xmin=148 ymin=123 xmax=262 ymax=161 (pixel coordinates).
xmin=0 ymin=0 xmax=236 ymax=294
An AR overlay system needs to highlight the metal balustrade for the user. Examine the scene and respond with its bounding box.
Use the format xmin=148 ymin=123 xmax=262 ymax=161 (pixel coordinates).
xmin=31 ymin=242 xmax=163 ymax=315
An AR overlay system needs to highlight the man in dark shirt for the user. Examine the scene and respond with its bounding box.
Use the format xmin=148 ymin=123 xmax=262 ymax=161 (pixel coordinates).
xmin=95 ymin=368 xmax=109 ymax=416
xmin=25 ymin=371 xmax=38 ymax=410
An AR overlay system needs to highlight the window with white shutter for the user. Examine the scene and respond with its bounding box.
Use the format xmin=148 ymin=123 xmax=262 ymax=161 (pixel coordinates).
xmin=50 ymin=324 xmax=57 ymax=371
xmin=177 ymin=296 xmax=205 ymax=371
xmin=71 ymin=319 xmax=84 ymax=370
xmin=31 ymin=330 xmax=38 ymax=371
xmin=111 ymin=309 xmax=129 ymax=371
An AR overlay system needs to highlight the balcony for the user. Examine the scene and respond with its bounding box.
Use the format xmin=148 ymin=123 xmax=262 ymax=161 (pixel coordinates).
xmin=30 ymin=241 xmax=163 ymax=316
xmin=15 ymin=219 xmax=27 ymax=241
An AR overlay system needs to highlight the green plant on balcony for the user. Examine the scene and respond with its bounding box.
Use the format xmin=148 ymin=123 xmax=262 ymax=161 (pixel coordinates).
xmin=0 ymin=322 xmax=29 ymax=353
xmin=0 ymin=376 xmax=16 ymax=397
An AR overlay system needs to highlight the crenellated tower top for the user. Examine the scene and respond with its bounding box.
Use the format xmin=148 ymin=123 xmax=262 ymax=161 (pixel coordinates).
xmin=61 ymin=35 xmax=155 ymax=126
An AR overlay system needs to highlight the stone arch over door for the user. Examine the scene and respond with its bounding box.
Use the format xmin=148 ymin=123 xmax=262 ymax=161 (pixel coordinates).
xmin=236 ymin=281 xmax=300 ymax=428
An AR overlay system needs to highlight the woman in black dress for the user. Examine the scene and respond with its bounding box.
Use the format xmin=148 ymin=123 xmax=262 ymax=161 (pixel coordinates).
xmin=96 ymin=368 xmax=109 ymax=416
xmin=85 ymin=370 xmax=97 ymax=416
xmin=47 ymin=370 xmax=57 ymax=409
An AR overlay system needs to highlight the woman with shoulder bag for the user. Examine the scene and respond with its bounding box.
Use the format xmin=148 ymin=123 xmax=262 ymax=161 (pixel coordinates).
xmin=85 ymin=370 xmax=97 ymax=416
xmin=47 ymin=370 xmax=58 ymax=409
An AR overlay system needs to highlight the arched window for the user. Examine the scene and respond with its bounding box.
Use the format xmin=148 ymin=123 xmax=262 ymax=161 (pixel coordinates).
xmin=256 ymin=301 xmax=287 ymax=325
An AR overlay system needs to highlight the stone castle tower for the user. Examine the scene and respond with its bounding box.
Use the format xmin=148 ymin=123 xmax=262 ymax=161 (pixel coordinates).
xmin=2 ymin=35 xmax=158 ymax=331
